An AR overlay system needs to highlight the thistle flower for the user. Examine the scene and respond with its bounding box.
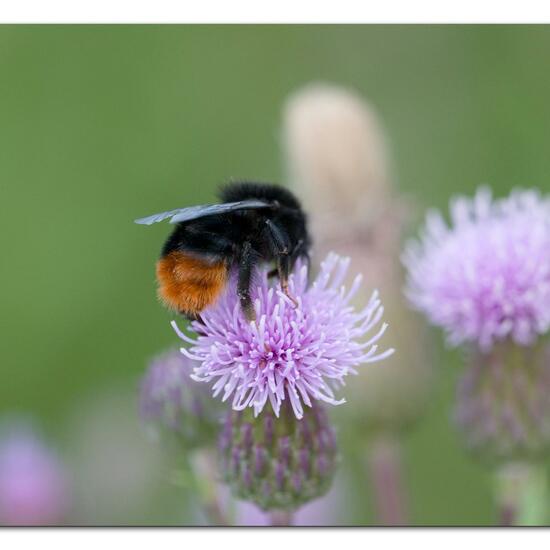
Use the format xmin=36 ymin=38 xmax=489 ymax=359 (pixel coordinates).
xmin=172 ymin=253 xmax=394 ymax=420
xmin=0 ymin=422 xmax=68 ymax=525
xmin=404 ymin=186 xmax=550 ymax=525
xmin=403 ymin=187 xmax=550 ymax=351
xmin=218 ymin=401 xmax=338 ymax=512
xmin=139 ymin=349 xmax=221 ymax=449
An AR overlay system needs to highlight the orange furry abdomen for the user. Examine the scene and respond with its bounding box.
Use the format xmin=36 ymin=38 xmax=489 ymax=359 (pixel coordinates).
xmin=156 ymin=251 xmax=227 ymax=315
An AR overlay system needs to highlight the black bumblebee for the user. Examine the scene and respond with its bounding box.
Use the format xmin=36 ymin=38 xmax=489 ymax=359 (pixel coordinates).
xmin=135 ymin=182 xmax=311 ymax=321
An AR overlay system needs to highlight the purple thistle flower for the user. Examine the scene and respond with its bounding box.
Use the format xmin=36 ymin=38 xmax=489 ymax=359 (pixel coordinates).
xmin=0 ymin=423 xmax=68 ymax=526
xmin=172 ymin=253 xmax=394 ymax=419
xmin=403 ymin=187 xmax=550 ymax=351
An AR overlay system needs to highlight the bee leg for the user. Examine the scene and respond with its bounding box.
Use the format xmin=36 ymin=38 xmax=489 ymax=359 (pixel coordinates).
xmin=293 ymin=241 xmax=312 ymax=286
xmin=183 ymin=311 xmax=202 ymax=323
xmin=264 ymin=219 xmax=299 ymax=308
xmin=277 ymin=253 xmax=299 ymax=308
xmin=237 ymin=241 xmax=258 ymax=322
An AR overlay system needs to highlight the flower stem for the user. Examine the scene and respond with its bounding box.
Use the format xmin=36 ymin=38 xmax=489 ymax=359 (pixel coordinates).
xmin=189 ymin=449 xmax=228 ymax=525
xmin=270 ymin=510 xmax=293 ymax=526
xmin=367 ymin=434 xmax=409 ymax=525
xmin=495 ymin=462 xmax=547 ymax=526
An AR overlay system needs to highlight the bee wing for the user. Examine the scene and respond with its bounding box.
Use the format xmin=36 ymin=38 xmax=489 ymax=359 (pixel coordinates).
xmin=134 ymin=200 xmax=271 ymax=226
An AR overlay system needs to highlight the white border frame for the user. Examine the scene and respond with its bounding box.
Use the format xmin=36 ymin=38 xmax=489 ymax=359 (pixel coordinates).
xmin=1 ymin=0 xmax=550 ymax=23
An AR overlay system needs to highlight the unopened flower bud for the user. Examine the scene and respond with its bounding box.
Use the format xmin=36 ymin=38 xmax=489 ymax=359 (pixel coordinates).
xmin=139 ymin=349 xmax=221 ymax=450
xmin=283 ymin=82 xmax=392 ymax=240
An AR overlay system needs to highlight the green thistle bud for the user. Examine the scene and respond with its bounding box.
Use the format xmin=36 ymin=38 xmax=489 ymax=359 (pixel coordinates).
xmin=218 ymin=402 xmax=338 ymax=511
xmin=454 ymin=342 xmax=550 ymax=464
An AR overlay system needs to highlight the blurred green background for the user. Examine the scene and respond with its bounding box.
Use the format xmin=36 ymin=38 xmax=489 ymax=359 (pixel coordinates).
xmin=1 ymin=25 xmax=550 ymax=525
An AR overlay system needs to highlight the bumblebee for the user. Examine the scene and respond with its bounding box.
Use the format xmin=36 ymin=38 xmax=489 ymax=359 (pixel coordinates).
xmin=135 ymin=182 xmax=311 ymax=321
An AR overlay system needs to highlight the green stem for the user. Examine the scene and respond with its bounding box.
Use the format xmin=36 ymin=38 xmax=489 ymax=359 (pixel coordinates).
xmin=495 ymin=462 xmax=547 ymax=526
xmin=189 ymin=449 xmax=228 ymax=525
xmin=367 ymin=434 xmax=409 ymax=525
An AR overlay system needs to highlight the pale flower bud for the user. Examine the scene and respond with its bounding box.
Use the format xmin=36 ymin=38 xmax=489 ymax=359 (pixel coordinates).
xmin=283 ymin=82 xmax=392 ymax=242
